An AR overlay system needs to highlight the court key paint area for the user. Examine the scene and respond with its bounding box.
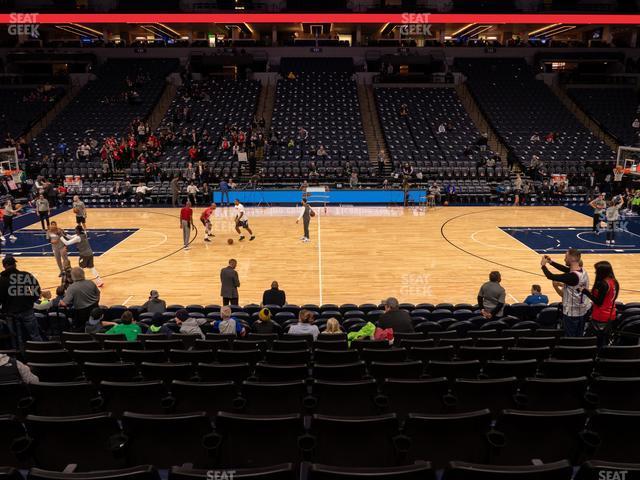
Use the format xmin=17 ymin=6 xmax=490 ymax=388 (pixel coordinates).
xmin=500 ymin=226 xmax=640 ymax=254
xmin=2 ymin=229 xmax=139 ymax=257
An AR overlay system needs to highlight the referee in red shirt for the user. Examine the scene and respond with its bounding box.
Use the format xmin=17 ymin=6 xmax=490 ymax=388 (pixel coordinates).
xmin=180 ymin=201 xmax=194 ymax=250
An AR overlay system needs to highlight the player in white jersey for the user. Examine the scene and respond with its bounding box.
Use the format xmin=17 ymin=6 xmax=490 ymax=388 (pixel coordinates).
xmin=605 ymin=195 xmax=625 ymax=245
xmin=234 ymin=199 xmax=255 ymax=241
xmin=612 ymin=166 xmax=624 ymax=195
xmin=541 ymin=248 xmax=591 ymax=337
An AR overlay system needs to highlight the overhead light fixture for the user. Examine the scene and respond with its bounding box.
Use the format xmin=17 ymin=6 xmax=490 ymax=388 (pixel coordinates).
xmin=138 ymin=23 xmax=181 ymax=39
xmin=139 ymin=25 xmax=160 ymax=37
xmin=464 ymin=25 xmax=493 ymax=37
xmin=69 ymin=23 xmax=102 ymax=36
xmin=55 ymin=24 xmax=99 ymax=37
xmin=528 ymin=23 xmax=561 ymax=36
xmin=224 ymin=23 xmax=252 ymax=34
xmin=451 ymin=23 xmax=492 ymax=39
xmin=541 ymin=25 xmax=576 ymax=37
xmin=451 ymin=23 xmax=476 ymax=37
xmin=156 ymin=22 xmax=181 ymax=37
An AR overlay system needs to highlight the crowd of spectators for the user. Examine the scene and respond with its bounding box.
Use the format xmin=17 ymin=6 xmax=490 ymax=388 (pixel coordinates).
xmin=1 ymin=66 xmax=638 ymax=209
xmin=0 ymin=244 xmax=627 ymax=355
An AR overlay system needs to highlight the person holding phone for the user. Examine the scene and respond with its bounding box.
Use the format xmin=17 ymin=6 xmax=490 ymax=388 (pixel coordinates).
xmin=540 ymin=249 xmax=591 ymax=337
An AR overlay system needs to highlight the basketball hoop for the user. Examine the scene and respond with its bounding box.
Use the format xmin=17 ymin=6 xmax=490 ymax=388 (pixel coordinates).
xmin=0 ymin=148 xmax=22 ymax=184
xmin=616 ymin=146 xmax=640 ymax=177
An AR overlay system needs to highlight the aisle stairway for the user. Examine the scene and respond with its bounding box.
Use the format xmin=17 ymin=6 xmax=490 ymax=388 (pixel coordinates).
xmin=456 ymin=82 xmax=509 ymax=163
xmin=357 ymin=82 xmax=390 ymax=176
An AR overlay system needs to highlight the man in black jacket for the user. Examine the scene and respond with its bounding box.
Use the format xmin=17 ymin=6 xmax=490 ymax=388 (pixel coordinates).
xmin=0 ymin=255 xmax=42 ymax=351
xmin=378 ymin=297 xmax=414 ymax=333
xmin=262 ymin=281 xmax=286 ymax=306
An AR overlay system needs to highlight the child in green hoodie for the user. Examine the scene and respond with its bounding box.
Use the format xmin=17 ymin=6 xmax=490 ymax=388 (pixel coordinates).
xmin=106 ymin=310 xmax=141 ymax=341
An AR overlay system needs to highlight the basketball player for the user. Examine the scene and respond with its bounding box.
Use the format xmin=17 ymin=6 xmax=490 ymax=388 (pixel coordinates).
xmin=200 ymin=202 xmax=216 ymax=242
xmin=0 ymin=208 xmax=3 ymax=245
xmin=60 ymin=225 xmax=104 ymax=287
xmin=513 ymin=173 xmax=522 ymax=206
xmin=296 ymin=198 xmax=314 ymax=242
xmin=234 ymin=199 xmax=255 ymax=241
xmin=1 ymin=199 xmax=21 ymax=242
xmin=48 ymin=221 xmax=69 ymax=277
xmin=589 ymin=193 xmax=606 ymax=233
xmin=180 ymin=201 xmax=194 ymax=250
xmin=612 ymin=166 xmax=624 ymax=195
xmin=605 ymin=195 xmax=625 ymax=245
xmin=72 ymin=195 xmax=87 ymax=229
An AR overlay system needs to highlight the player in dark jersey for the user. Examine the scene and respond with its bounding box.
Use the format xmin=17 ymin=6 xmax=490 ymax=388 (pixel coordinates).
xmin=200 ymin=203 xmax=216 ymax=242
xmin=60 ymin=225 xmax=103 ymax=287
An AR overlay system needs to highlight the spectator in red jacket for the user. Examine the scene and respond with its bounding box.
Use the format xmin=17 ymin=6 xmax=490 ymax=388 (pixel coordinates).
xmin=583 ymin=261 xmax=619 ymax=346
xmin=188 ymin=144 xmax=198 ymax=161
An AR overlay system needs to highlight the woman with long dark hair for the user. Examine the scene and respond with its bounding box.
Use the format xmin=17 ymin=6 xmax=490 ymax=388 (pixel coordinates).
xmin=582 ymin=261 xmax=619 ymax=346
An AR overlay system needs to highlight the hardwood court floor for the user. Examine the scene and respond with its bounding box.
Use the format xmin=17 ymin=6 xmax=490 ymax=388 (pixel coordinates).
xmin=17 ymin=205 xmax=640 ymax=306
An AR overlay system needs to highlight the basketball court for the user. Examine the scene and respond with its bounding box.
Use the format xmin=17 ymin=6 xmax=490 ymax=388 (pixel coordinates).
xmin=7 ymin=204 xmax=640 ymax=306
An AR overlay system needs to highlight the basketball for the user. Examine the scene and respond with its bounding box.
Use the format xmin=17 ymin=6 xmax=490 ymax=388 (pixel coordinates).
xmin=227 ymin=238 xmax=234 ymax=245
xmin=443 ymin=201 xmax=449 ymax=206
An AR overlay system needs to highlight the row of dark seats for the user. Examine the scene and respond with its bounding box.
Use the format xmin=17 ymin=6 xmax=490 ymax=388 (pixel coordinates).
xmin=19 ymin=333 xmax=640 ymax=356
xmin=0 ymin=407 xmax=636 ymax=470
xmin=22 ymin=326 xmax=640 ymax=351
xmin=0 ymin=459 xmax=634 ymax=480
xmin=18 ymin=354 xmax=640 ymax=385
xmin=17 ymin=341 xmax=640 ymax=365
xmin=12 ymin=333 xmax=640 ymax=381
xmin=13 ymin=333 xmax=640 ymax=360
xmin=2 ymin=372 xmax=638 ymax=420
xmin=12 ymin=329 xmax=636 ymax=355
